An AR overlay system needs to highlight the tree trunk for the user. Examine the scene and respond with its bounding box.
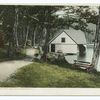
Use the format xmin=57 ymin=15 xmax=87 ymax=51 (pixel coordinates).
xmin=24 ymin=24 xmax=29 ymax=48
xmin=91 ymin=7 xmax=100 ymax=69
xmin=13 ymin=7 xmax=19 ymax=47
xmin=42 ymin=26 xmax=49 ymax=61
xmin=33 ymin=27 xmax=36 ymax=47
xmin=22 ymin=24 xmax=26 ymax=46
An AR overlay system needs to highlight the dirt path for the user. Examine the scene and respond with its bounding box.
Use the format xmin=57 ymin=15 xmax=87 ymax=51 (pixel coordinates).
xmin=0 ymin=48 xmax=37 ymax=82
xmin=0 ymin=59 xmax=32 ymax=81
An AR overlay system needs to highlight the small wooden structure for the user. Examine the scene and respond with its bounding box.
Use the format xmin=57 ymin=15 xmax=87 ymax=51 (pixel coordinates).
xmin=49 ymin=28 xmax=86 ymax=54
xmin=74 ymin=60 xmax=93 ymax=72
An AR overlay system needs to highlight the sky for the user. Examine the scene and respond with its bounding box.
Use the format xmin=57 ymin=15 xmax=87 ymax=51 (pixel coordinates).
xmin=55 ymin=6 xmax=99 ymax=18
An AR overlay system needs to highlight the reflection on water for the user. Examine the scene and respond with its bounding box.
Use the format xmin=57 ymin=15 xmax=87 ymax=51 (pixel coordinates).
xmin=65 ymin=54 xmax=77 ymax=64
xmin=77 ymin=47 xmax=93 ymax=62
xmin=65 ymin=47 xmax=93 ymax=64
xmin=65 ymin=46 xmax=100 ymax=71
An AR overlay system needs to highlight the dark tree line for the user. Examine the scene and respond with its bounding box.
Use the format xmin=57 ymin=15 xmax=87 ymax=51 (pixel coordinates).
xmin=0 ymin=5 xmax=99 ymax=58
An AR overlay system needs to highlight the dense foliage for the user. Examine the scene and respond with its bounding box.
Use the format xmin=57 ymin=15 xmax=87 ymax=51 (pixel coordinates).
xmin=0 ymin=5 xmax=98 ymax=57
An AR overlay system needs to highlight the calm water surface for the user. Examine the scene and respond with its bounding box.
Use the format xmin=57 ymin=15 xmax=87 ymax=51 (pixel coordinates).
xmin=65 ymin=47 xmax=93 ymax=64
xmin=65 ymin=46 xmax=100 ymax=71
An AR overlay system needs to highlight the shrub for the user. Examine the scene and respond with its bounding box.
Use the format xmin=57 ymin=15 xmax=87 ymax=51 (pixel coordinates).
xmin=47 ymin=53 xmax=56 ymax=62
xmin=46 ymin=52 xmax=67 ymax=66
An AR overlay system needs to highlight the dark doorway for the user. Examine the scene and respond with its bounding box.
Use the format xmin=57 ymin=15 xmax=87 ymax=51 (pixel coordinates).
xmin=78 ymin=44 xmax=86 ymax=56
xmin=51 ymin=44 xmax=55 ymax=52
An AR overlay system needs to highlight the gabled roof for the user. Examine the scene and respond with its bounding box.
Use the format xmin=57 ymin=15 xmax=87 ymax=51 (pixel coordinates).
xmin=49 ymin=28 xmax=86 ymax=44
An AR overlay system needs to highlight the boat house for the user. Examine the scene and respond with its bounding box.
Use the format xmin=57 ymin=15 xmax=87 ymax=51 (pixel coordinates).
xmin=49 ymin=28 xmax=87 ymax=54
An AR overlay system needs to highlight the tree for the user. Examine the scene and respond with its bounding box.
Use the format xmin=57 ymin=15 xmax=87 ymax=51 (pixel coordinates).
xmin=13 ymin=6 xmax=19 ymax=47
xmin=32 ymin=6 xmax=63 ymax=60
xmin=0 ymin=31 xmax=4 ymax=48
xmin=91 ymin=6 xmax=100 ymax=69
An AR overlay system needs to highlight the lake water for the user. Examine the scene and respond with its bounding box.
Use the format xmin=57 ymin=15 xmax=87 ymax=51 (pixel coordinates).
xmin=77 ymin=47 xmax=93 ymax=62
xmin=65 ymin=46 xmax=100 ymax=71
xmin=65 ymin=46 xmax=93 ymax=64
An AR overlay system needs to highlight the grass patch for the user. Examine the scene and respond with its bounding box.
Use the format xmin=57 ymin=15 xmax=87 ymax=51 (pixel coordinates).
xmin=1 ymin=61 xmax=100 ymax=87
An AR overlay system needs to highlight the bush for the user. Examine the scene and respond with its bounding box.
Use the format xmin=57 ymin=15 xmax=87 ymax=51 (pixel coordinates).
xmin=46 ymin=52 xmax=67 ymax=66
xmin=26 ymin=40 xmax=32 ymax=47
xmin=47 ymin=53 xmax=56 ymax=62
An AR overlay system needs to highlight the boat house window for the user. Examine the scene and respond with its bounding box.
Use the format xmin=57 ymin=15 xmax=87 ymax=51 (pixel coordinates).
xmin=61 ymin=38 xmax=65 ymax=43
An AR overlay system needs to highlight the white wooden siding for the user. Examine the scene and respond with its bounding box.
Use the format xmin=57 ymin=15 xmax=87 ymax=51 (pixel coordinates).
xmin=55 ymin=44 xmax=78 ymax=53
xmin=49 ymin=31 xmax=79 ymax=54
xmin=51 ymin=32 xmax=76 ymax=44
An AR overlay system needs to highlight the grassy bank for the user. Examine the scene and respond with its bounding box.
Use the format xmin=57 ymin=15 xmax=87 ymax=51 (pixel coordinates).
xmin=1 ymin=61 xmax=100 ymax=87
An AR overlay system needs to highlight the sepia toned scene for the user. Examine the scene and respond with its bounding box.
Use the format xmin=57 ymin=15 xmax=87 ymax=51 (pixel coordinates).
xmin=0 ymin=5 xmax=100 ymax=87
